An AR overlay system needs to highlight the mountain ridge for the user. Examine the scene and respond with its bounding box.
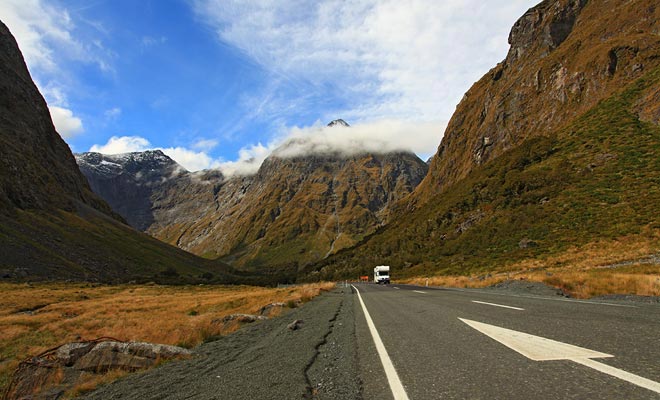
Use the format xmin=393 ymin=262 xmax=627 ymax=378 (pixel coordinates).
xmin=306 ymin=0 xmax=660 ymax=280
xmin=76 ymin=137 xmax=429 ymax=269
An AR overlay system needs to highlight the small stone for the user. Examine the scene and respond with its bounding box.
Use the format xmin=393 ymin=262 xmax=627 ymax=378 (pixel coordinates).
xmin=288 ymin=319 xmax=304 ymax=331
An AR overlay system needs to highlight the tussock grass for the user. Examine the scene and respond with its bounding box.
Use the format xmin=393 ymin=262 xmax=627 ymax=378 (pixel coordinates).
xmin=405 ymin=235 xmax=660 ymax=299
xmin=0 ymin=282 xmax=335 ymax=395
xmin=64 ymin=370 xmax=129 ymax=398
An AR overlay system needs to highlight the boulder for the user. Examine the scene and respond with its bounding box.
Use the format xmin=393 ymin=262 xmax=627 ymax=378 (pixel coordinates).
xmin=4 ymin=339 xmax=191 ymax=400
xmin=259 ymin=302 xmax=286 ymax=316
xmin=73 ymin=341 xmax=192 ymax=373
xmin=212 ymin=313 xmax=268 ymax=325
xmin=287 ymin=319 xmax=304 ymax=331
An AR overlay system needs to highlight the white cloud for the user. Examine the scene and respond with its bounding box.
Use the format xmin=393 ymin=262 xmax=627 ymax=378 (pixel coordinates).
xmin=1 ymin=0 xmax=112 ymax=141
xmin=218 ymin=143 xmax=272 ymax=177
xmin=141 ymin=35 xmax=167 ymax=48
xmin=216 ymin=119 xmax=445 ymax=177
xmin=278 ymin=119 xmax=445 ymax=158
xmin=192 ymin=0 xmax=537 ymax=128
xmin=89 ymin=136 xmax=223 ymax=173
xmin=159 ymin=147 xmax=221 ymax=172
xmin=49 ymin=106 xmax=84 ymax=138
xmin=192 ymin=138 xmax=220 ymax=151
xmin=0 ymin=0 xmax=78 ymax=72
xmin=90 ymin=136 xmax=151 ymax=154
xmin=104 ymin=107 xmax=122 ymax=119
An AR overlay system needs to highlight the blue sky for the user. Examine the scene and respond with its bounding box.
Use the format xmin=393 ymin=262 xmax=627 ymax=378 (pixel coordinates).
xmin=2 ymin=0 xmax=537 ymax=174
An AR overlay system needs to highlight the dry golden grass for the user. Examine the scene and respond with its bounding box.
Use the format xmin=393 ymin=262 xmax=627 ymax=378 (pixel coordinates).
xmin=64 ymin=370 xmax=129 ymax=398
xmin=404 ymin=235 xmax=660 ymax=299
xmin=0 ymin=282 xmax=335 ymax=395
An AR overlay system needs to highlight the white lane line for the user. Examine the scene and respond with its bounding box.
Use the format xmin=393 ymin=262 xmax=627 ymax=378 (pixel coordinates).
xmin=393 ymin=287 xmax=400 ymax=290
xmin=471 ymin=300 xmax=524 ymax=311
xmin=571 ymin=358 xmax=660 ymax=395
xmin=412 ymin=290 xmax=427 ymax=294
xmin=461 ymin=290 xmax=637 ymax=308
xmin=352 ymin=285 xmax=410 ymax=400
xmin=460 ymin=318 xmax=660 ymax=395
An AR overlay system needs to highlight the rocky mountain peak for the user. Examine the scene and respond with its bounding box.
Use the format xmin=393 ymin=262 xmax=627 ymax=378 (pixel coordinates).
xmin=75 ymin=150 xmax=192 ymax=231
xmin=76 ymin=150 xmax=183 ymax=180
xmin=327 ymin=119 xmax=350 ymax=128
xmin=507 ymin=0 xmax=588 ymax=64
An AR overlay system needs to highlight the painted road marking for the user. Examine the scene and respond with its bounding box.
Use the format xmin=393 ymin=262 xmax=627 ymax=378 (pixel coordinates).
xmin=412 ymin=290 xmax=427 ymax=294
xmin=352 ymin=285 xmax=410 ymax=400
xmin=393 ymin=287 xmax=400 ymax=290
xmin=471 ymin=300 xmax=524 ymax=311
xmin=460 ymin=318 xmax=660 ymax=394
xmin=456 ymin=289 xmax=636 ymax=308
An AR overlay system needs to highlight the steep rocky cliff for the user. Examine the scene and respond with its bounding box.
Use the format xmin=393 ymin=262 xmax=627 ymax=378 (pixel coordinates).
xmin=413 ymin=0 xmax=660 ymax=204
xmin=0 ymin=22 xmax=110 ymax=214
xmin=310 ymin=0 xmax=660 ymax=280
xmin=0 ymin=20 xmax=239 ymax=283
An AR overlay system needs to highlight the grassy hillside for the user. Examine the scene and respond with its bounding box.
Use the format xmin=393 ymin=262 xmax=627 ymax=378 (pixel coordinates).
xmin=308 ymin=66 xmax=660 ymax=282
xmin=0 ymin=205 xmax=279 ymax=285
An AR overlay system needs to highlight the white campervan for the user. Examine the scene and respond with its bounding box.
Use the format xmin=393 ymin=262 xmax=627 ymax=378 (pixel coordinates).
xmin=374 ymin=265 xmax=390 ymax=284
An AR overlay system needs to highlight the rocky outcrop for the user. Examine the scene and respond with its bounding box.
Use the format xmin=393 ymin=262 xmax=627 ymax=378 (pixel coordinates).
xmin=213 ymin=314 xmax=269 ymax=326
xmin=4 ymin=338 xmax=191 ymax=400
xmin=412 ymin=0 xmax=660 ymax=204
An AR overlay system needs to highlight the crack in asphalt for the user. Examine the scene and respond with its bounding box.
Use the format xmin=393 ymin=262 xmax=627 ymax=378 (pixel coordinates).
xmin=303 ymin=298 xmax=344 ymax=398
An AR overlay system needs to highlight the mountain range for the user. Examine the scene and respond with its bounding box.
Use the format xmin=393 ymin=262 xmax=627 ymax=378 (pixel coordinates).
xmin=3 ymin=0 xmax=660 ymax=284
xmin=76 ymin=122 xmax=428 ymax=270
xmin=0 ymin=20 xmax=262 ymax=284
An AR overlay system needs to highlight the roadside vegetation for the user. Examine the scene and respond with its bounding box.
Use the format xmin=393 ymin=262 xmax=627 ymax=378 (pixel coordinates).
xmin=0 ymin=282 xmax=335 ymax=396
xmin=404 ymin=234 xmax=660 ymax=298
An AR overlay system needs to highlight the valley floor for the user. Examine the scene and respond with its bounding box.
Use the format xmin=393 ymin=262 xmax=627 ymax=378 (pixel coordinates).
xmin=0 ymin=282 xmax=334 ymax=397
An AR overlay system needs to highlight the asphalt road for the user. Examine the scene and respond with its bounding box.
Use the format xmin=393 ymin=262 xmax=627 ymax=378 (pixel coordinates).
xmin=353 ymin=283 xmax=660 ymax=399
xmin=82 ymin=287 xmax=361 ymax=400
xmin=81 ymin=284 xmax=659 ymax=399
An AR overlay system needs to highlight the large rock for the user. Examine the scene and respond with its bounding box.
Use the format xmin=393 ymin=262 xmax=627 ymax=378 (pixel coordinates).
xmin=4 ymin=339 xmax=191 ymax=400
xmin=73 ymin=341 xmax=192 ymax=373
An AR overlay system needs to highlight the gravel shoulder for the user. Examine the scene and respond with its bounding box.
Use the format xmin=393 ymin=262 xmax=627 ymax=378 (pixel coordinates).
xmin=82 ymin=286 xmax=360 ymax=400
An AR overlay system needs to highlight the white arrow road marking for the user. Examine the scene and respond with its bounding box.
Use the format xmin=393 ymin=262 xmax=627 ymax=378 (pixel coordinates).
xmin=412 ymin=290 xmax=427 ymax=294
xmin=471 ymin=300 xmax=524 ymax=311
xmin=353 ymin=285 xmax=410 ymax=400
xmin=460 ymin=318 xmax=660 ymax=394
